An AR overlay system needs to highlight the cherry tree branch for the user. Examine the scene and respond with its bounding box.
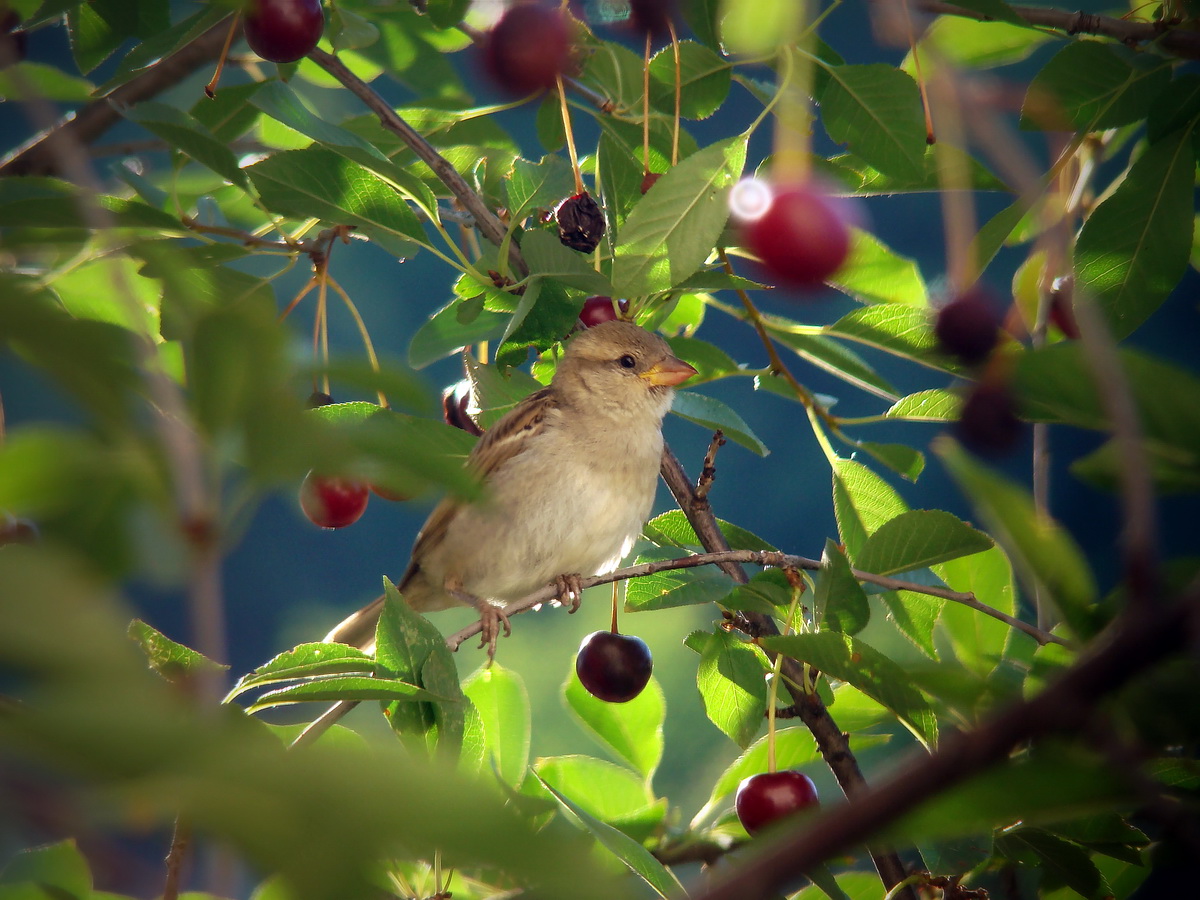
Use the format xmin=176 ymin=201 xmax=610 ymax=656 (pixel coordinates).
xmin=690 ymin=582 xmax=1200 ymax=900
xmin=916 ymin=2 xmax=1200 ymax=61
xmin=442 ymin=547 xmax=1065 ymax=649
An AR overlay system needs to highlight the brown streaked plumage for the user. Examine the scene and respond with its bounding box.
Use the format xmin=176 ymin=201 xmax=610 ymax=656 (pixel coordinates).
xmin=324 ymin=321 xmax=697 ymax=651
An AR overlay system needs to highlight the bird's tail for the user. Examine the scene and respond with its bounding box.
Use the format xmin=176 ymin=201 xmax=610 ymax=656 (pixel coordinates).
xmin=322 ymin=594 xmax=385 ymax=651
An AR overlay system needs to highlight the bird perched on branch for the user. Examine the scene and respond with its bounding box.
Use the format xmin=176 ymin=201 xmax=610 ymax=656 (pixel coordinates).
xmin=324 ymin=320 xmax=698 ymax=654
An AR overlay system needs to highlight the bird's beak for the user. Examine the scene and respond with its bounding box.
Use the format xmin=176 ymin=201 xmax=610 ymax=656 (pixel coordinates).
xmin=641 ymin=356 xmax=698 ymax=387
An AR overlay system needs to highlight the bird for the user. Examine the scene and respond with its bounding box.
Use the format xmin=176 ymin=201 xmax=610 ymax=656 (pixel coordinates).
xmin=324 ymin=320 xmax=698 ymax=654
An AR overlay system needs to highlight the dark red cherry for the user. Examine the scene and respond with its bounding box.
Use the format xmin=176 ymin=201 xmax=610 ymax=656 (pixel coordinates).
xmin=628 ymin=0 xmax=676 ymax=39
xmin=956 ymin=380 xmax=1023 ymax=456
xmin=306 ymin=390 xmax=335 ymax=408
xmin=0 ymin=514 xmax=39 ymax=546
xmin=578 ymin=296 xmax=628 ymax=328
xmin=576 ymin=631 xmax=652 ymax=703
xmin=935 ymin=288 xmax=1002 ymax=365
xmin=741 ymin=183 xmax=853 ymax=289
xmin=243 ymin=0 xmax=325 ymax=64
xmin=299 ymin=471 xmax=369 ymax=529
xmin=482 ymin=3 xmax=572 ymax=96
xmin=735 ymin=771 xmax=819 ymax=835
xmin=640 ymin=171 xmax=662 ymax=194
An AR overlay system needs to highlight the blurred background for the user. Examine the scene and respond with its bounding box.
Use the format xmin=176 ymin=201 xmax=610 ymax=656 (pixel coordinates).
xmin=2 ymin=0 xmax=1198 ymax=839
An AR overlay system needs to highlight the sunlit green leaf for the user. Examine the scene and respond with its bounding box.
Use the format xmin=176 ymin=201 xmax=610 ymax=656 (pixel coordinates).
xmin=820 ymin=64 xmax=927 ymax=182
xmin=814 ymin=539 xmax=871 ymax=634
xmin=648 ymin=39 xmax=731 ymax=120
xmin=856 ymin=509 xmax=993 ymax=577
xmin=564 ymin=669 xmax=665 ymax=778
xmin=670 ymin=390 xmax=768 ymax=456
xmin=463 ymin=662 xmax=531 ymax=788
xmin=693 ymin=629 xmax=769 ymax=748
xmin=1021 ymin=42 xmax=1170 ymax=131
xmin=831 ymin=457 xmax=908 ymax=559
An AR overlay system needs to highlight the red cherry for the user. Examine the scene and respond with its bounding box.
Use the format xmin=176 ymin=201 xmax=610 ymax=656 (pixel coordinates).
xmin=369 ymin=484 xmax=410 ymax=503
xmin=0 ymin=514 xmax=39 ymax=546
xmin=299 ymin=472 xmax=369 ymax=529
xmin=640 ymin=171 xmax=662 ymax=194
xmin=575 ymin=631 xmax=652 ymax=703
xmin=956 ymin=380 xmax=1023 ymax=456
xmin=735 ymin=771 xmax=819 ymax=835
xmin=482 ymin=3 xmax=572 ymax=96
xmin=243 ymin=0 xmax=324 ymax=64
xmin=935 ymin=287 xmax=1002 ymax=365
xmin=578 ymin=296 xmax=628 ymax=328
xmin=306 ymin=390 xmax=335 ymax=408
xmin=740 ymin=183 xmax=853 ymax=289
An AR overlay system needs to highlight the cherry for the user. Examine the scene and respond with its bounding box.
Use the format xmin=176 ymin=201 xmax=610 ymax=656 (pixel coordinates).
xmin=442 ymin=380 xmax=483 ymax=436
xmin=0 ymin=514 xmax=39 ymax=546
xmin=735 ymin=771 xmax=819 ymax=835
xmin=243 ymin=0 xmax=325 ymax=64
xmin=306 ymin=390 xmax=335 ymax=408
xmin=576 ymin=631 xmax=652 ymax=703
xmin=482 ymin=3 xmax=572 ymax=96
xmin=556 ymin=192 xmax=606 ymax=253
xmin=0 ymin=10 xmax=27 ymax=68
xmin=640 ymin=171 xmax=662 ymax=194
xmin=739 ymin=182 xmax=853 ymax=289
xmin=956 ymin=380 xmax=1022 ymax=456
xmin=628 ymin=0 xmax=676 ymax=39
xmin=299 ymin=471 xmax=369 ymax=529
xmin=935 ymin=288 xmax=1001 ymax=365
xmin=578 ymin=296 xmax=629 ymax=328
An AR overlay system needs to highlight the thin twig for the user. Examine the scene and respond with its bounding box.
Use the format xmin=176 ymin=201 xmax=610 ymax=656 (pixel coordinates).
xmin=695 ymin=431 xmax=726 ymax=501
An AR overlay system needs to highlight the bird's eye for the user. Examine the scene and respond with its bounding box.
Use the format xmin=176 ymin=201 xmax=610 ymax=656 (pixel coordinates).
xmin=618 ymin=354 xmax=637 ymax=369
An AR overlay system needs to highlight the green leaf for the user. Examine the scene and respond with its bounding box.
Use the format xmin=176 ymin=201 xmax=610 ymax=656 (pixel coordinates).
xmin=250 ymin=81 xmax=438 ymax=217
xmin=375 ymin=578 xmax=467 ymax=758
xmin=831 ymin=457 xmax=909 ymax=559
xmin=855 ymin=509 xmax=993 ymax=577
xmin=191 ymin=80 xmax=264 ymax=144
xmin=762 ymin=633 xmax=939 ymax=747
xmin=520 ymin=229 xmax=615 ymax=295
xmin=885 ymin=389 xmax=961 ymax=422
xmin=694 ymin=629 xmax=769 ymax=748
xmin=820 ymin=64 xmax=927 ymax=182
xmin=814 ymin=539 xmax=871 ymax=635
xmin=118 ymin=100 xmax=248 ymax=188
xmin=0 ymin=61 xmax=94 ymax=101
xmin=996 ymin=828 xmax=1105 ymax=899
xmin=533 ymin=756 xmax=655 ymax=824
xmin=853 ymin=440 xmax=925 ymax=482
xmin=0 ymin=839 xmax=92 ymax=895
xmin=826 ymin=303 xmax=955 ymax=373
xmin=1075 ymin=130 xmax=1195 ymax=339
xmin=226 ymin=643 xmax=376 ymax=701
xmin=721 ymin=568 xmax=797 ymax=616
xmin=641 ymin=509 xmax=777 ymax=552
xmin=829 ymin=228 xmax=929 ymax=306
xmin=328 ymin=6 xmax=379 ymax=51
xmin=407 ymin=296 xmax=508 ymax=369
xmin=935 ymin=438 xmax=1097 ymax=636
xmin=1021 ymin=42 xmax=1170 ymax=132
xmin=624 ymin=552 xmax=735 ymax=611
xmin=462 ymin=662 xmax=531 ymax=788
xmin=769 ymin=326 xmax=899 ymax=400
xmin=564 ymin=668 xmax=665 ymax=778
xmin=533 ymin=775 xmax=684 ymax=899
xmin=246 ymin=147 xmax=425 ymax=256
xmin=648 ymin=39 xmax=731 ymax=120
xmin=612 ymin=135 xmax=746 ymax=297
xmin=936 ymin=545 xmax=1018 ymax=680
xmin=244 ymin=675 xmax=439 ymax=712
xmin=426 ymin=0 xmax=471 ymax=29
xmin=670 ymin=390 xmax=768 ymax=455
xmin=665 ymin=335 xmax=742 ymax=384
xmin=720 ymin=0 xmax=799 ymax=55
xmin=128 ymin=620 xmax=228 ymax=685
xmin=67 ymin=0 xmax=166 ymax=73
xmin=505 ymin=154 xmax=576 ymax=223
xmin=100 ymin=4 xmax=229 ymax=91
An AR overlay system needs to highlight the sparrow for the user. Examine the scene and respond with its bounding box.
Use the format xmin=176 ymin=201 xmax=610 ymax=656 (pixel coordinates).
xmin=324 ymin=320 xmax=698 ymax=653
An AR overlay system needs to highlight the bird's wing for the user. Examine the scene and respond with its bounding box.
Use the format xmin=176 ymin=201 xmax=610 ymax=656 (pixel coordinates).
xmin=405 ymin=385 xmax=559 ymax=568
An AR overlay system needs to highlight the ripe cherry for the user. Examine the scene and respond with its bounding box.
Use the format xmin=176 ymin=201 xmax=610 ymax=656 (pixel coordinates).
xmin=243 ymin=0 xmax=325 ymax=64
xmin=735 ymin=770 xmax=819 ymax=835
xmin=578 ymin=296 xmax=628 ymax=328
xmin=299 ymin=471 xmax=369 ymax=529
xmin=0 ymin=514 xmax=39 ymax=546
xmin=482 ymin=3 xmax=572 ymax=96
xmin=956 ymin=380 xmax=1022 ymax=456
xmin=576 ymin=631 xmax=652 ymax=703
xmin=640 ymin=171 xmax=662 ymax=194
xmin=739 ymin=182 xmax=853 ymax=289
xmin=935 ymin=288 xmax=1001 ymax=365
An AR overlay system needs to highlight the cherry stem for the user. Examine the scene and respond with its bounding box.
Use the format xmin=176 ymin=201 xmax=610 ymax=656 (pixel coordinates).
xmin=900 ymin=0 xmax=936 ymax=144
xmin=556 ymin=74 xmax=585 ymax=196
xmin=609 ymin=581 xmax=619 ymax=634
xmin=203 ymin=13 xmax=240 ymax=100
xmin=642 ymin=31 xmax=651 ymax=175
xmin=326 ymin=275 xmax=388 ymax=409
xmin=668 ymin=19 xmax=681 ymax=166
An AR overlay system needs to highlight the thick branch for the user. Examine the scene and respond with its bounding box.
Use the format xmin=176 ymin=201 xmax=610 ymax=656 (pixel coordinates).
xmin=918 ymin=2 xmax=1200 ymax=61
xmin=1 ymin=21 xmax=232 ymax=177
xmin=692 ymin=586 xmax=1200 ymax=900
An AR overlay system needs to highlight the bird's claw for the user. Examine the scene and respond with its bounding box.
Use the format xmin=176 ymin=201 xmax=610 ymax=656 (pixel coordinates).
xmin=476 ymin=604 xmax=512 ymax=662
xmin=554 ymin=573 xmax=584 ymax=613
